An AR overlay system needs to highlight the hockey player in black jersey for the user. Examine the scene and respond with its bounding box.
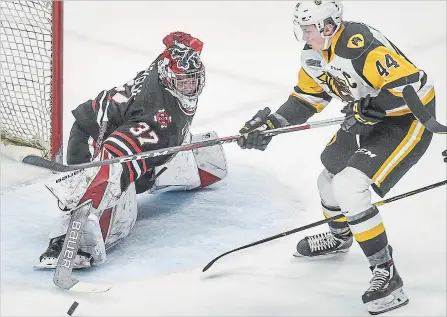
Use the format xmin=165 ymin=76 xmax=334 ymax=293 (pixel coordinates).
xmin=36 ymin=32 xmax=227 ymax=270
xmin=237 ymin=1 xmax=437 ymax=315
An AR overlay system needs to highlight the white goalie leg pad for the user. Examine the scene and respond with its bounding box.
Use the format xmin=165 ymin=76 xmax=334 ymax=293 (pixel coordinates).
xmin=331 ymin=167 xmax=373 ymax=216
xmin=81 ymin=213 xmax=107 ymax=264
xmin=45 ymin=152 xmax=127 ymax=266
xmin=191 ymin=131 xmax=227 ymax=188
xmin=48 ymin=212 xmax=106 ymax=265
xmin=103 ymin=183 xmax=138 ymax=250
xmin=150 ymin=147 xmax=201 ymax=193
xmin=45 ymin=155 xmax=123 ymax=211
xmin=149 ymin=131 xmax=227 ymax=193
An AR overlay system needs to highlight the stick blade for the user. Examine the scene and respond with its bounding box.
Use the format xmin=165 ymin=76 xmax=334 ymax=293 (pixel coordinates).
xmin=70 ymin=281 xmax=112 ymax=293
xmin=403 ymin=85 xmax=447 ymax=134
xmin=22 ymin=155 xmax=71 ymax=172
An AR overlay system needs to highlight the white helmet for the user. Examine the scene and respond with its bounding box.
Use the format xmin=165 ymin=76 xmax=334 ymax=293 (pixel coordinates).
xmin=293 ymin=0 xmax=343 ymax=49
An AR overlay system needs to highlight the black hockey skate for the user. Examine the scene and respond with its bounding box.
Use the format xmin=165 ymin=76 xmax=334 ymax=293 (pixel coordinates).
xmin=362 ymin=246 xmax=409 ymax=315
xmin=34 ymin=235 xmax=93 ymax=269
xmin=293 ymin=231 xmax=353 ymax=258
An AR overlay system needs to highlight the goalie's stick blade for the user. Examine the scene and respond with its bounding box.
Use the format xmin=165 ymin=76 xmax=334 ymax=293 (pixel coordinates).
xmin=53 ymin=201 xmax=112 ymax=293
xmin=69 ymin=281 xmax=113 ymax=293
xmin=403 ymin=85 xmax=447 ymax=134
xmin=22 ymin=155 xmax=71 ymax=172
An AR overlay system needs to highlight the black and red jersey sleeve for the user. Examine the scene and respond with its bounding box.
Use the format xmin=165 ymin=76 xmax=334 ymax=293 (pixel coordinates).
xmin=102 ymin=115 xmax=170 ymax=190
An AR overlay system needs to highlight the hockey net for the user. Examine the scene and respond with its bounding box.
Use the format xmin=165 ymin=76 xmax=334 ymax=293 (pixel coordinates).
xmin=0 ymin=0 xmax=63 ymax=160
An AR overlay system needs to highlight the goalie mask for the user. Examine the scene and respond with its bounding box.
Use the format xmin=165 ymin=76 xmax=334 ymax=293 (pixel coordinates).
xmin=158 ymin=42 xmax=205 ymax=115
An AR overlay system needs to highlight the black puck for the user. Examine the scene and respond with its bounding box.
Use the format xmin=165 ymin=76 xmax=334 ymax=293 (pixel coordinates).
xmin=67 ymin=301 xmax=79 ymax=316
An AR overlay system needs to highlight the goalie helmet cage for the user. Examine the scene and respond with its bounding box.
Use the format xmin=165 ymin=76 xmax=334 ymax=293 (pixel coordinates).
xmin=0 ymin=0 xmax=63 ymax=160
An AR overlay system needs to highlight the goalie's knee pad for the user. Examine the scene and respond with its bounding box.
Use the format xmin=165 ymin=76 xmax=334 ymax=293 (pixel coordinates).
xmin=149 ymin=131 xmax=228 ymax=193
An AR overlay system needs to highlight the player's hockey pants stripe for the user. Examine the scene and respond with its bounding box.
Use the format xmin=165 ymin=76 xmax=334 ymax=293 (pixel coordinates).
xmin=372 ymin=120 xmax=424 ymax=187
xmin=111 ymin=131 xmax=148 ymax=173
xmin=103 ymin=144 xmax=135 ymax=184
xmin=347 ymin=206 xmax=387 ymax=257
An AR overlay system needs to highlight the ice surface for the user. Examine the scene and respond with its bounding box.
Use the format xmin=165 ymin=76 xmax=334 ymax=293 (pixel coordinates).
xmin=1 ymin=1 xmax=446 ymax=316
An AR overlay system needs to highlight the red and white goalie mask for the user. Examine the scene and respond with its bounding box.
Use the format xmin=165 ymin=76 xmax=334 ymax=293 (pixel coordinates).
xmin=158 ymin=35 xmax=205 ymax=115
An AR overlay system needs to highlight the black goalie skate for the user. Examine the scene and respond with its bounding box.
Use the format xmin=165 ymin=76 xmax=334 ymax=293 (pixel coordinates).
xmin=362 ymin=246 xmax=409 ymax=315
xmin=293 ymin=231 xmax=353 ymax=257
xmin=34 ymin=235 xmax=93 ymax=269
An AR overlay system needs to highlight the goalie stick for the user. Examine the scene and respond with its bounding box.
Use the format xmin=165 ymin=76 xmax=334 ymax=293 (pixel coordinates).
xmin=22 ymin=117 xmax=345 ymax=172
xmin=403 ymin=85 xmax=447 ymax=134
xmin=53 ymin=200 xmax=112 ymax=293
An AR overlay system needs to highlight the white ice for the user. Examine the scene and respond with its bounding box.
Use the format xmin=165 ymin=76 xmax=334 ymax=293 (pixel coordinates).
xmin=1 ymin=1 xmax=446 ymax=316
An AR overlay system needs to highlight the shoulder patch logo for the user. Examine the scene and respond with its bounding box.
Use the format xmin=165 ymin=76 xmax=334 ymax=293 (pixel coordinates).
xmin=347 ymin=33 xmax=364 ymax=48
xmin=305 ymin=59 xmax=322 ymax=68
xmin=154 ymin=109 xmax=171 ymax=128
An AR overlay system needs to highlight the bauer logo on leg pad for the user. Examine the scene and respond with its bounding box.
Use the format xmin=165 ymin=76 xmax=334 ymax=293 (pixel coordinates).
xmin=62 ymin=221 xmax=82 ymax=269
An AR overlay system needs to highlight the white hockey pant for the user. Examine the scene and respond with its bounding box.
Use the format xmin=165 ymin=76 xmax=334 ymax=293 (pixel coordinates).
xmin=318 ymin=167 xmax=374 ymax=217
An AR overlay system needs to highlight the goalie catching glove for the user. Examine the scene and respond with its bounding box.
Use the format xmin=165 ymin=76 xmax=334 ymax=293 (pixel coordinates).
xmin=341 ymin=95 xmax=386 ymax=135
xmin=237 ymin=107 xmax=287 ymax=151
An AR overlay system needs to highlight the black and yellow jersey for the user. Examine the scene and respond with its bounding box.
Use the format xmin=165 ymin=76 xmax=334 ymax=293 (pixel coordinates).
xmin=276 ymin=21 xmax=435 ymax=125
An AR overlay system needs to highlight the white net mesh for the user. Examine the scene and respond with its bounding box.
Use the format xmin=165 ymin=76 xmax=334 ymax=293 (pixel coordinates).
xmin=0 ymin=0 xmax=54 ymax=157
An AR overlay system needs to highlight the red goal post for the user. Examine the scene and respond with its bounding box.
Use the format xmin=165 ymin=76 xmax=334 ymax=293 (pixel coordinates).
xmin=1 ymin=0 xmax=63 ymax=161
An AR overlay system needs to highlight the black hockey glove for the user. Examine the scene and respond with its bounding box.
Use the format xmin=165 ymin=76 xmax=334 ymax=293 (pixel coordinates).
xmin=443 ymin=150 xmax=447 ymax=163
xmin=238 ymin=107 xmax=283 ymax=151
xmin=341 ymin=95 xmax=386 ymax=135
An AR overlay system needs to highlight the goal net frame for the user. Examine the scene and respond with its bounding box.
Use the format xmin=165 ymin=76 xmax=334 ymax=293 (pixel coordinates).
xmin=0 ymin=0 xmax=63 ymax=161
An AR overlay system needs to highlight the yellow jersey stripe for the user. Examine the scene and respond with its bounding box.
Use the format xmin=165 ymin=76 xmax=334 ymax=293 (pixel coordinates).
xmin=373 ymin=120 xmax=425 ymax=186
xmin=290 ymin=92 xmax=326 ymax=112
xmin=297 ymin=68 xmax=325 ymax=94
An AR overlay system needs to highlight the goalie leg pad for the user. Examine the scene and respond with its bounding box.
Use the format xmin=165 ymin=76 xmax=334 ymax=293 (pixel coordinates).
xmin=47 ymin=212 xmax=106 ymax=266
xmin=103 ymin=183 xmax=138 ymax=249
xmin=191 ymin=131 xmax=228 ymax=188
xmin=149 ymin=131 xmax=227 ymax=193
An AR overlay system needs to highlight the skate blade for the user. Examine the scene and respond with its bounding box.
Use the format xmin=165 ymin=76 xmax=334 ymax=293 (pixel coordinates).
xmin=366 ymin=287 xmax=409 ymax=315
xmin=292 ymin=248 xmax=350 ymax=258
xmin=34 ymin=259 xmax=92 ymax=270
xmin=33 ymin=262 xmax=57 ymax=269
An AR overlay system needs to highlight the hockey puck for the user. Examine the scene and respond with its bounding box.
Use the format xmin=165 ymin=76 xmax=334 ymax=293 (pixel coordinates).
xmin=67 ymin=301 xmax=79 ymax=316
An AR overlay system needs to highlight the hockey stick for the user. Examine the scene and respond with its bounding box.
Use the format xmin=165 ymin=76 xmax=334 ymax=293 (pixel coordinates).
xmin=22 ymin=117 xmax=345 ymax=172
xmin=53 ymin=200 xmax=112 ymax=293
xmin=403 ymin=85 xmax=447 ymax=134
xmin=202 ymin=179 xmax=447 ymax=272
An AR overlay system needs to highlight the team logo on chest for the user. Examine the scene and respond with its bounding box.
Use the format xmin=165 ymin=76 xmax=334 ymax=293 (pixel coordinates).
xmin=154 ymin=109 xmax=172 ymax=128
xmin=317 ymin=72 xmax=355 ymax=103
